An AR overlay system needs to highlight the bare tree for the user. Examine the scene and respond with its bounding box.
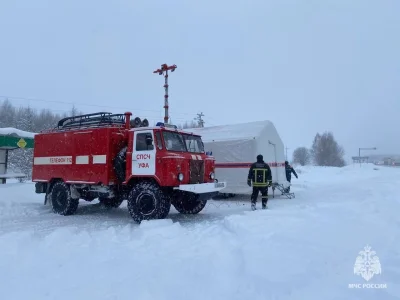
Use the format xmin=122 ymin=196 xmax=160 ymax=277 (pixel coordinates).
xmin=178 ymin=120 xmax=201 ymax=129
xmin=292 ymin=147 xmax=311 ymax=166
xmin=0 ymin=99 xmax=15 ymax=128
xmin=310 ymin=133 xmax=321 ymax=164
xmin=70 ymin=105 xmax=79 ymax=117
xmin=311 ymin=131 xmax=346 ymax=167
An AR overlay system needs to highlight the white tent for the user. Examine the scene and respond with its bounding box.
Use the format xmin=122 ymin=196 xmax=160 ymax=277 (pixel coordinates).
xmin=185 ymin=120 xmax=288 ymax=195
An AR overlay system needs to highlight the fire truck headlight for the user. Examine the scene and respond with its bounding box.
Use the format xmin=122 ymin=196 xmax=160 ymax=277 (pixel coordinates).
xmin=209 ymin=172 xmax=215 ymax=180
xmin=178 ymin=173 xmax=184 ymax=181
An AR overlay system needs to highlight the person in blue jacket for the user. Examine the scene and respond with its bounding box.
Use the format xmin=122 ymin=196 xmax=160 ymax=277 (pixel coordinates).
xmin=285 ymin=161 xmax=298 ymax=192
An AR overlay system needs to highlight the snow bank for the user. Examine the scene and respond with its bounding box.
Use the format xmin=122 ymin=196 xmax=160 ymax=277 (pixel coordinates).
xmin=0 ymin=165 xmax=399 ymax=299
xmin=0 ymin=127 xmax=36 ymax=138
xmin=293 ymin=163 xmax=391 ymax=184
xmin=0 ymin=172 xmax=26 ymax=178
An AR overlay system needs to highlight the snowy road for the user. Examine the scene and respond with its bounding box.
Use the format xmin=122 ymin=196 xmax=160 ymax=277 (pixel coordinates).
xmin=1 ymin=164 xmax=399 ymax=299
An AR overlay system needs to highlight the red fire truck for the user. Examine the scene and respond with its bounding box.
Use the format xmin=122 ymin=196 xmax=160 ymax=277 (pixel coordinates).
xmin=32 ymin=112 xmax=226 ymax=222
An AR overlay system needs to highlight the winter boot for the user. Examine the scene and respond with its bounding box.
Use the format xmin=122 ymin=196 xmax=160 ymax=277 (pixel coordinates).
xmin=251 ymin=202 xmax=256 ymax=211
xmin=262 ymin=197 xmax=268 ymax=209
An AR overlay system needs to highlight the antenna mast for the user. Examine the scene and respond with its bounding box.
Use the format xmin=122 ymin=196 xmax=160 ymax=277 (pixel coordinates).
xmin=153 ymin=63 xmax=177 ymax=124
xmin=285 ymin=146 xmax=289 ymax=160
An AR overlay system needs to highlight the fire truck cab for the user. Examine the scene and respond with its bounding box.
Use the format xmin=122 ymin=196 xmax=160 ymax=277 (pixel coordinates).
xmin=32 ymin=112 xmax=226 ymax=223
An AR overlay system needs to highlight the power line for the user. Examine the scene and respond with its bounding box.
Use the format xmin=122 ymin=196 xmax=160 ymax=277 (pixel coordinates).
xmin=0 ymin=94 xmax=197 ymax=117
xmin=0 ymin=95 xmax=223 ymax=126
xmin=0 ymin=99 xmax=193 ymax=124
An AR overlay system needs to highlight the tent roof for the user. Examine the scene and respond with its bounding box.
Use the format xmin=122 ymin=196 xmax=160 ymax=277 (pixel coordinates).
xmin=183 ymin=120 xmax=273 ymax=142
xmin=0 ymin=127 xmax=36 ymax=139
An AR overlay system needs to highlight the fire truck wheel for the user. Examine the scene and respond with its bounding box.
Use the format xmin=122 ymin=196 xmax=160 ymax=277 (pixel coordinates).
xmin=98 ymin=197 xmax=124 ymax=208
xmin=49 ymin=181 xmax=79 ymax=216
xmin=172 ymin=192 xmax=207 ymax=214
xmin=127 ymin=181 xmax=170 ymax=223
xmin=158 ymin=193 xmax=171 ymax=219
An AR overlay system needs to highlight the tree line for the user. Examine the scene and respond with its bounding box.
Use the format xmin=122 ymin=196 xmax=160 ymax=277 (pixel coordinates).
xmin=0 ymin=99 xmax=83 ymax=178
xmin=291 ymin=132 xmax=346 ymax=167
xmin=0 ymin=99 xmax=81 ymax=133
xmin=178 ymin=120 xmax=202 ymax=129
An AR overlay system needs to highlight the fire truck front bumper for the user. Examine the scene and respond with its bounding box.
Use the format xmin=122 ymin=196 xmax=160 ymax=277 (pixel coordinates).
xmin=175 ymin=181 xmax=227 ymax=199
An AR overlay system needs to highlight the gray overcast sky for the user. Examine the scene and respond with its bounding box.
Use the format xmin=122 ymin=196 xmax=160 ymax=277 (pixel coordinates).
xmin=0 ymin=0 xmax=399 ymax=161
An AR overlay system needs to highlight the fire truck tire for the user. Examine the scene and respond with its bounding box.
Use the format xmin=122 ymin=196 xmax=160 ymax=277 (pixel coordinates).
xmin=172 ymin=192 xmax=207 ymax=214
xmin=98 ymin=196 xmax=124 ymax=208
xmin=114 ymin=146 xmax=127 ymax=183
xmin=49 ymin=181 xmax=79 ymax=216
xmin=158 ymin=195 xmax=171 ymax=219
xmin=127 ymin=181 xmax=170 ymax=223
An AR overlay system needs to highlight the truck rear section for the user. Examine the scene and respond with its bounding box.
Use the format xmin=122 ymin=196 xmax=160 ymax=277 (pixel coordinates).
xmin=32 ymin=112 xmax=227 ymax=222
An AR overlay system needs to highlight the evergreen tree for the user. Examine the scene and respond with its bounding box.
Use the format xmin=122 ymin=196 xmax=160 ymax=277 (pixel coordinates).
xmin=0 ymin=99 xmax=15 ymax=128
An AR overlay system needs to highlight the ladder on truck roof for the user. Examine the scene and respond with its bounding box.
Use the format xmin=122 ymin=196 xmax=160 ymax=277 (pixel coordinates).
xmin=57 ymin=112 xmax=126 ymax=130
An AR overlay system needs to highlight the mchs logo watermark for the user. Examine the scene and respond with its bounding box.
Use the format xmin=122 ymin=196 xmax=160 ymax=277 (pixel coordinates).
xmin=348 ymin=245 xmax=387 ymax=289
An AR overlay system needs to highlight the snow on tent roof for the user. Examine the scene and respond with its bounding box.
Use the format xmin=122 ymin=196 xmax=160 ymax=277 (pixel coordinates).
xmin=183 ymin=120 xmax=273 ymax=142
xmin=0 ymin=127 xmax=36 ymax=139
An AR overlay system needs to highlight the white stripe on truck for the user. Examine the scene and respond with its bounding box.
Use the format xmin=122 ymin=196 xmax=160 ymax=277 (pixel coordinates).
xmin=76 ymin=155 xmax=89 ymax=164
xmin=34 ymin=156 xmax=73 ymax=165
xmin=33 ymin=155 xmax=107 ymax=165
xmin=190 ymin=154 xmax=203 ymax=160
xmin=93 ymin=155 xmax=106 ymax=164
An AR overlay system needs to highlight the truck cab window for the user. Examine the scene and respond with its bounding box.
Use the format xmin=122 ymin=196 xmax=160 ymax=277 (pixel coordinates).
xmin=162 ymin=131 xmax=186 ymax=152
xmin=136 ymin=133 xmax=154 ymax=151
xmin=183 ymin=135 xmax=204 ymax=153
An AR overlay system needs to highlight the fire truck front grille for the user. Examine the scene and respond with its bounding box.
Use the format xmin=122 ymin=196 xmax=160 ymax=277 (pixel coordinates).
xmin=189 ymin=160 xmax=205 ymax=184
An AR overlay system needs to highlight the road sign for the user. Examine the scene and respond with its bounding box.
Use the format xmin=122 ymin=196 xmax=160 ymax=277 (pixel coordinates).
xmin=17 ymin=138 xmax=27 ymax=148
xmin=352 ymin=156 xmax=369 ymax=160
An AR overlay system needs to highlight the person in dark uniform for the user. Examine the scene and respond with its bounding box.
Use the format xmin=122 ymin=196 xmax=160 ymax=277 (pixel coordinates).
xmin=247 ymin=154 xmax=272 ymax=210
xmin=284 ymin=160 xmax=298 ymax=192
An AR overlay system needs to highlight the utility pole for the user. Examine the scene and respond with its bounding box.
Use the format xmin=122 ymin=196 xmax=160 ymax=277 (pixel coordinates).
xmin=194 ymin=112 xmax=205 ymax=128
xmin=285 ymin=147 xmax=289 ymax=161
xmin=153 ymin=63 xmax=177 ymax=124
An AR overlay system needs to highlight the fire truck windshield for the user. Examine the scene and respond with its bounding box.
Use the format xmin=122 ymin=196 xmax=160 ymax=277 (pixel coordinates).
xmin=162 ymin=131 xmax=187 ymax=152
xmin=162 ymin=131 xmax=204 ymax=153
xmin=183 ymin=134 xmax=204 ymax=153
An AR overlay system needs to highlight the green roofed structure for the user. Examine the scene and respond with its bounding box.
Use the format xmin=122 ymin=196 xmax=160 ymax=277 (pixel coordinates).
xmin=0 ymin=128 xmax=36 ymax=184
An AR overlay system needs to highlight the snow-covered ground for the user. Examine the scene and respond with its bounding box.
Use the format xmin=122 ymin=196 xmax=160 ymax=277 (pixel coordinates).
xmin=1 ymin=164 xmax=399 ymax=299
